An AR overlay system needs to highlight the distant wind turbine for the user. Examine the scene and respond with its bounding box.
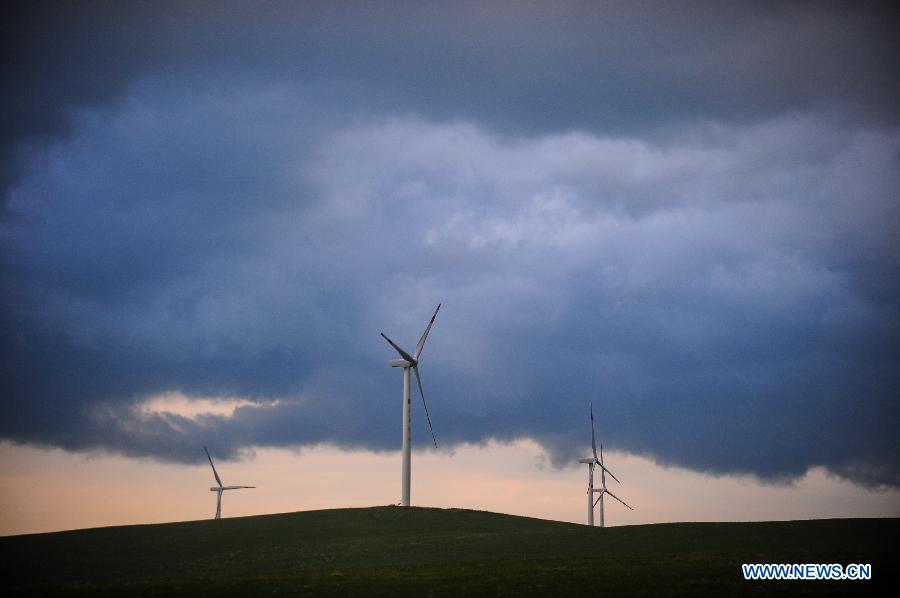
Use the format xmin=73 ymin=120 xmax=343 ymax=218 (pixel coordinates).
xmin=380 ymin=303 xmax=441 ymax=507
xmin=578 ymin=402 xmax=633 ymax=527
xmin=204 ymin=446 xmax=255 ymax=520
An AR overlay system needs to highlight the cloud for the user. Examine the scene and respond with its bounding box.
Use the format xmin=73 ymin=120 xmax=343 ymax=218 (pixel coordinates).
xmin=2 ymin=66 xmax=897 ymax=490
xmin=4 ymin=1 xmax=898 ymax=219
xmin=3 ymin=3 xmax=898 ymax=490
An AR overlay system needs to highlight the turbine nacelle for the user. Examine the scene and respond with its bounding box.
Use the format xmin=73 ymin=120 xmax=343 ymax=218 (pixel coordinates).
xmin=389 ymin=358 xmax=412 ymax=368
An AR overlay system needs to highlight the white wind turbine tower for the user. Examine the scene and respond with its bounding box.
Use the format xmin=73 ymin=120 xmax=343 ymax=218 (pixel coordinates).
xmin=204 ymin=446 xmax=255 ymax=520
xmin=380 ymin=303 xmax=441 ymax=507
xmin=578 ymin=402 xmax=633 ymax=527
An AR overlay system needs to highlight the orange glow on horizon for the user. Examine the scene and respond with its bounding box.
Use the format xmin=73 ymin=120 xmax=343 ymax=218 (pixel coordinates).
xmin=1 ymin=440 xmax=897 ymax=536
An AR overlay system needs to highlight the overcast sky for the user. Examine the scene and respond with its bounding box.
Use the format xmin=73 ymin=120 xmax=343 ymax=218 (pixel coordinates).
xmin=2 ymin=0 xmax=898 ymax=503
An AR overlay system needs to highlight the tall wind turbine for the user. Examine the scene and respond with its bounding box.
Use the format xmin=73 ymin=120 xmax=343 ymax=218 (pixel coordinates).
xmin=204 ymin=446 xmax=255 ymax=520
xmin=380 ymin=303 xmax=441 ymax=507
xmin=578 ymin=402 xmax=633 ymax=526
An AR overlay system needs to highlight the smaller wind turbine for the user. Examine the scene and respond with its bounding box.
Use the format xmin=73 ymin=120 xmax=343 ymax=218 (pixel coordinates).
xmin=204 ymin=446 xmax=255 ymax=520
xmin=578 ymin=402 xmax=633 ymax=527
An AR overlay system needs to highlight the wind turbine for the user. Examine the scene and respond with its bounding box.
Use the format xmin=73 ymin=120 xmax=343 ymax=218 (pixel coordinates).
xmin=204 ymin=446 xmax=255 ymax=520
xmin=578 ymin=402 xmax=633 ymax=526
xmin=380 ymin=303 xmax=441 ymax=507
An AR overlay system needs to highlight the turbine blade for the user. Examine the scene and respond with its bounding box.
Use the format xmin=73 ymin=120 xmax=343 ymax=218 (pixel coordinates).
xmin=590 ymin=402 xmax=598 ymax=460
xmin=414 ymin=303 xmax=442 ymax=360
xmin=204 ymin=446 xmax=223 ymax=487
xmin=595 ymin=459 xmax=621 ymax=484
xmin=600 ymin=443 xmax=606 ymax=485
xmin=605 ymin=489 xmax=634 ymax=510
xmin=413 ymin=365 xmax=438 ymax=448
xmin=380 ymin=332 xmax=416 ymax=364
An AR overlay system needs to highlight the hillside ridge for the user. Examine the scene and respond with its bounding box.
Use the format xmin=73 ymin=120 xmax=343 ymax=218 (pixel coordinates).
xmin=4 ymin=506 xmax=896 ymax=596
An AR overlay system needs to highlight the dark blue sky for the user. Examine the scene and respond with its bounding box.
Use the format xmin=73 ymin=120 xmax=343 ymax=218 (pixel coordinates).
xmin=2 ymin=1 xmax=898 ymax=488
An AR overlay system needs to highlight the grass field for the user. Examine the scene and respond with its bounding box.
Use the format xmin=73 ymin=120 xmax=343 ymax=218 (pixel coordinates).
xmin=2 ymin=507 xmax=896 ymax=596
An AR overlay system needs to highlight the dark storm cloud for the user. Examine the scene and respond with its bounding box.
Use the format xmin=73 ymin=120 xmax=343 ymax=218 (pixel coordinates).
xmin=4 ymin=1 xmax=898 ymax=212
xmin=2 ymin=2 xmax=898 ymax=487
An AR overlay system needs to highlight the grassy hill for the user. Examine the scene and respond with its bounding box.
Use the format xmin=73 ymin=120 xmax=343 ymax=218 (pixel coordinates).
xmin=2 ymin=507 xmax=896 ymax=596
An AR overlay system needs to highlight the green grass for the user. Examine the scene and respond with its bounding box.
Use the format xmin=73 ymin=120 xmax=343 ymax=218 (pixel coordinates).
xmin=2 ymin=507 xmax=896 ymax=596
